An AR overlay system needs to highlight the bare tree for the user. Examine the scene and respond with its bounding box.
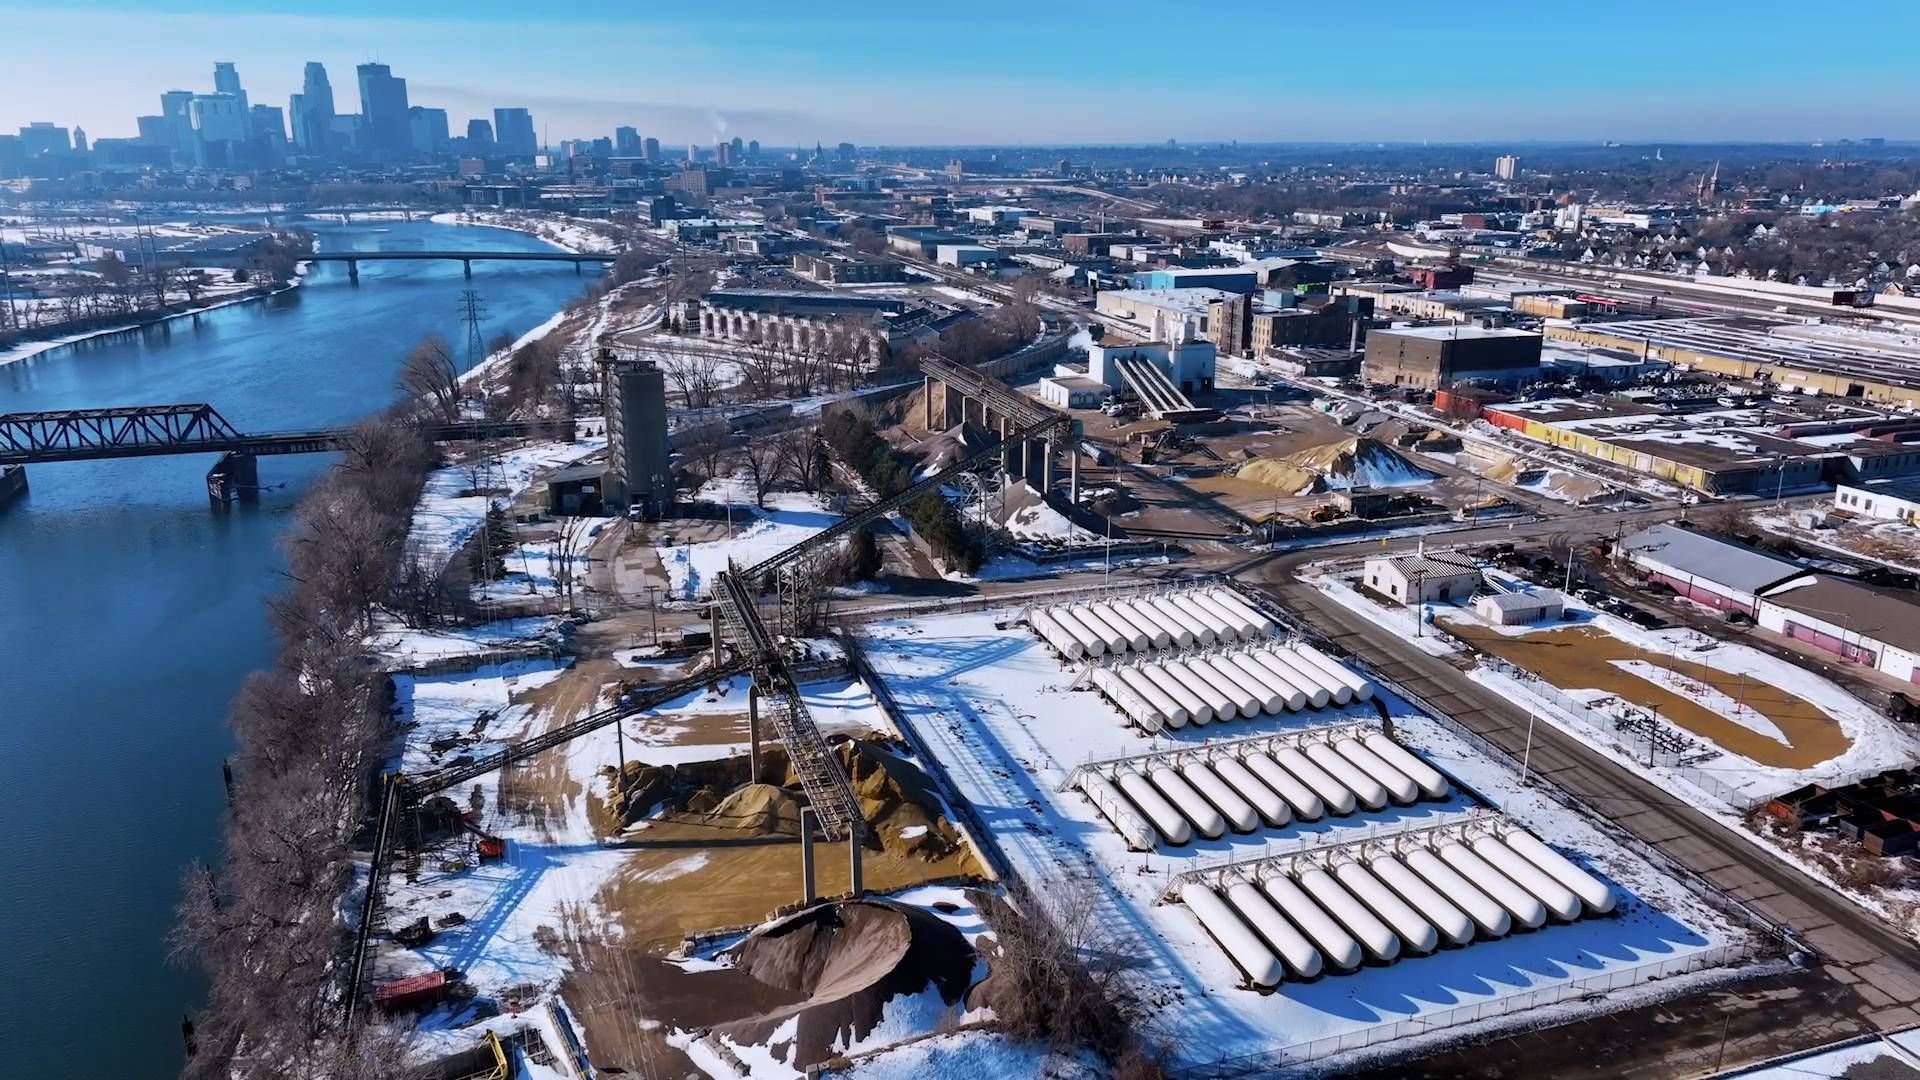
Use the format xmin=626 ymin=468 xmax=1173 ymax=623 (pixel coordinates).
xmin=396 ymin=333 xmax=462 ymax=424
xmin=548 ymin=516 xmax=594 ymax=612
xmin=737 ymin=436 xmax=786 ymax=508
xmin=658 ymin=338 xmax=724 ymax=409
xmin=680 ymin=423 xmax=731 ymax=488
xmin=774 ymin=426 xmax=827 ymax=493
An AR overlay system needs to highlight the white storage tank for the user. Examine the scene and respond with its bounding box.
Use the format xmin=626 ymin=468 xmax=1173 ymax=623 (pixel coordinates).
xmin=1271 ymin=745 xmax=1356 ymax=816
xmin=1503 ymin=831 xmax=1617 ymax=915
xmin=1281 ymin=648 xmax=1352 ymax=705
xmin=1090 ymin=602 xmax=1150 ymax=653
xmin=1295 ymin=643 xmax=1373 ymax=702
xmin=1472 ymin=836 xmax=1584 ymax=922
xmin=1250 ymin=650 xmax=1332 ymax=709
xmin=1334 ymin=860 xmax=1438 ymax=955
xmin=1212 ymin=757 xmax=1292 ymax=827
xmin=1438 ymin=842 xmax=1547 ymax=930
xmin=1116 ymin=667 xmax=1188 ymax=728
xmin=1111 ymin=599 xmax=1173 ymax=649
xmin=1028 ymin=610 xmax=1085 ymax=660
xmin=1165 ymin=660 xmax=1238 ymax=722
xmin=1243 ymin=751 xmax=1325 ymax=820
xmin=1362 ymin=734 xmax=1450 ymax=800
xmin=1304 ymin=742 xmax=1389 ymax=811
xmin=1190 ymin=656 xmax=1264 ymax=718
xmin=1183 ymin=762 xmax=1260 ymax=834
xmin=1170 ymin=594 xmax=1239 ymax=643
xmin=1181 ymin=883 xmax=1284 ymax=988
xmin=1147 ymin=596 xmax=1216 ymax=645
xmin=1333 ymin=739 xmax=1420 ymax=805
xmin=1073 ymin=606 xmax=1131 ymax=654
xmin=1140 ymin=664 xmax=1212 ymax=725
xmin=1049 ymin=607 xmax=1107 ymax=657
xmin=1207 ymin=589 xmax=1278 ymax=636
xmin=1370 ymin=855 xmax=1476 ymax=947
xmin=1297 ymin=867 xmax=1399 ymax=963
xmin=1189 ymin=591 xmax=1261 ymax=639
xmin=1077 ymin=773 xmax=1157 ymax=851
xmin=1151 ymin=766 xmax=1227 ymax=840
xmin=1125 ymin=599 xmax=1192 ymax=648
xmin=1090 ymin=668 xmax=1162 ymax=732
xmin=1224 ymin=880 xmax=1321 ymax=979
xmin=1261 ymin=873 xmax=1364 ymax=971
xmin=1224 ymin=653 xmax=1303 ymax=712
xmin=1116 ymin=770 xmax=1191 ymax=846
xmin=1404 ymin=847 xmax=1510 ymax=938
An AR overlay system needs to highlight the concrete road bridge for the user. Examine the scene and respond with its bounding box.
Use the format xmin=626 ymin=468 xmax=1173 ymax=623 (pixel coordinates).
xmin=302 ymin=249 xmax=614 ymax=281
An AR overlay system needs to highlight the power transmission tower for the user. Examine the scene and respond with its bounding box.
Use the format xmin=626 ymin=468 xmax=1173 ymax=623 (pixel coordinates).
xmin=458 ymin=288 xmax=489 ymax=370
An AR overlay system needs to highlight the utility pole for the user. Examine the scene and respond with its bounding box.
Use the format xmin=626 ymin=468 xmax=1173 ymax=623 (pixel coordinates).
xmin=644 ymin=584 xmax=660 ymax=645
xmin=458 ymin=288 xmax=489 ymax=371
xmin=1521 ymin=710 xmax=1537 ymax=785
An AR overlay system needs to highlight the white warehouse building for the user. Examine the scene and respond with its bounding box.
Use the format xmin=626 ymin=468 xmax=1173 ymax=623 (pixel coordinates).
xmin=1834 ymin=479 xmax=1920 ymax=525
xmin=1364 ymin=550 xmax=1481 ymax=606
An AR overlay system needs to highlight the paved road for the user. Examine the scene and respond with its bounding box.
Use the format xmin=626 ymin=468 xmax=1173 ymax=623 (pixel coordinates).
xmin=1234 ymin=544 xmax=1920 ymax=1076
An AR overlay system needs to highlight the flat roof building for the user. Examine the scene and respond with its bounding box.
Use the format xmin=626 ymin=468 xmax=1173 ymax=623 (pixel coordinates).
xmin=1362 ymin=325 xmax=1542 ymax=391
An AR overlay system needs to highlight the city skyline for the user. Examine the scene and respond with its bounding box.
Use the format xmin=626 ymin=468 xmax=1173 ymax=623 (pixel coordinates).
xmin=5 ymin=0 xmax=1919 ymax=146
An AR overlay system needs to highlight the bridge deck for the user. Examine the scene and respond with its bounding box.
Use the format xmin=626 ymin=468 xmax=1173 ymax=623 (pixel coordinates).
xmin=303 ymin=250 xmax=613 ymax=262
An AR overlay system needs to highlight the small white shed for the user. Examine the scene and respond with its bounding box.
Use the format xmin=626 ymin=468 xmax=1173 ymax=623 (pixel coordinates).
xmin=1474 ymin=589 xmax=1564 ymax=625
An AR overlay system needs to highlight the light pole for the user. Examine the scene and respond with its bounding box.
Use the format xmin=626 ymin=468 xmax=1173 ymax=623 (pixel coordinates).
xmin=644 ymin=584 xmax=660 ymax=645
xmin=1521 ymin=709 xmax=1538 ymax=786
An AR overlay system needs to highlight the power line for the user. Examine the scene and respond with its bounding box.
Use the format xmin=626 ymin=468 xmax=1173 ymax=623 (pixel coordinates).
xmin=457 ymin=288 xmax=488 ymax=371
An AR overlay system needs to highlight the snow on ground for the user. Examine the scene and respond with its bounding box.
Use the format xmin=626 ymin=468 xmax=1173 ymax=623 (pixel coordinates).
xmin=1003 ymin=499 xmax=1102 ymax=546
xmin=371 ymin=615 xmax=565 ymax=666
xmin=1307 ymin=570 xmax=1460 ymax=658
xmin=657 ymin=478 xmax=843 ymax=599
xmin=857 ymin=609 xmax=1747 ymax=1075
xmin=429 ymin=209 xmax=620 ymax=253
xmin=391 ymin=659 xmax=571 ymax=778
xmin=1721 ymin=1035 xmax=1920 ymax=1078
xmin=1753 ymin=509 xmax=1920 ymax=575
xmin=825 ymin=1030 xmax=1103 ymax=1080
xmin=474 ymin=521 xmax=605 ymax=603
xmin=406 ymin=437 xmax=608 ymax=573
xmin=0 ymin=276 xmax=297 ymax=368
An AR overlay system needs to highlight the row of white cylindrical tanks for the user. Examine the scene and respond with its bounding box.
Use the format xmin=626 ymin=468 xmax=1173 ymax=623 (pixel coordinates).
xmin=1073 ymin=731 xmax=1447 ymax=849
xmin=1083 ymin=641 xmax=1372 ymax=733
xmin=1179 ymin=829 xmax=1620 ymax=988
xmin=1030 ymin=589 xmax=1291 ymax=659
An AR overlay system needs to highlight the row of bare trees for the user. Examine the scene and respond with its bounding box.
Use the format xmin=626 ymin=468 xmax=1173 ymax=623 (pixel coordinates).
xmin=171 ymin=414 xmax=436 ymax=1080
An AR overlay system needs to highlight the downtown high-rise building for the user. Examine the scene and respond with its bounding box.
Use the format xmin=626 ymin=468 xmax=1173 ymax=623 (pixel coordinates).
xmin=641 ymin=136 xmax=660 ymax=161
xmin=356 ymin=62 xmax=412 ymax=160
xmin=492 ymin=107 xmax=536 ymax=156
xmin=465 ymin=118 xmax=495 ymax=154
xmin=409 ymin=106 xmax=449 ymax=155
xmin=289 ymin=61 xmax=336 ymax=156
xmin=159 ymin=90 xmax=195 ymax=157
xmin=213 ymin=62 xmax=248 ymax=113
xmin=615 ymin=126 xmax=640 ymax=155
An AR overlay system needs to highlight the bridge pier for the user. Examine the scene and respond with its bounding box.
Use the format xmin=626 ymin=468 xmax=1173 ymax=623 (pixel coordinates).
xmin=206 ymin=452 xmax=259 ymax=507
xmin=345 ymin=258 xmax=359 ymax=284
xmin=0 ymin=465 xmax=26 ymax=512
xmin=461 ymin=259 xmax=472 ymax=280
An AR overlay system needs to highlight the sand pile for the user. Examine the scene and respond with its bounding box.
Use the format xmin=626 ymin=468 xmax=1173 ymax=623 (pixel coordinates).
xmin=683 ymin=782 xmax=806 ymax=834
xmin=1237 ymin=436 xmax=1437 ymax=493
xmin=914 ymin=421 xmax=990 ymax=477
xmin=990 ymin=480 xmax=1099 ymax=545
xmin=716 ymin=899 xmax=975 ymax=1066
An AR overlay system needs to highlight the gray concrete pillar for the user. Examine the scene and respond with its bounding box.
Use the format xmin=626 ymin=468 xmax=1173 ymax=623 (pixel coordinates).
xmin=1042 ymin=439 xmax=1055 ymax=491
xmin=462 ymin=259 xmax=472 ymax=279
xmin=1069 ymin=445 xmax=1080 ymax=505
xmin=710 ymin=604 xmax=723 ymax=666
xmin=748 ymin=684 xmax=762 ymax=784
xmin=848 ymin=823 xmax=864 ymax=898
xmin=924 ymin=376 xmax=935 ymax=432
xmin=999 ymin=415 xmax=1013 ymax=472
xmin=346 ymin=259 xmax=358 ymax=284
xmin=800 ymin=807 xmax=817 ymax=903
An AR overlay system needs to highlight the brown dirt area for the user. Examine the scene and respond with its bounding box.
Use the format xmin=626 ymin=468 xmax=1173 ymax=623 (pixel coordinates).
xmin=1448 ymin=621 xmax=1849 ymax=769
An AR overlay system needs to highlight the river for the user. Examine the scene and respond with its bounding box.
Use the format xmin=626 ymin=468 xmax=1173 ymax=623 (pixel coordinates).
xmin=0 ymin=219 xmax=595 ymax=1079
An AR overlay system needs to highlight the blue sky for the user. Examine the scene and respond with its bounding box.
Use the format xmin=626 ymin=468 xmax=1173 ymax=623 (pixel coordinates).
xmin=4 ymin=0 xmax=1915 ymax=145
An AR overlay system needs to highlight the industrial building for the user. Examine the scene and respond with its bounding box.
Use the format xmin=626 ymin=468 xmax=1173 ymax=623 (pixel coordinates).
xmin=1834 ymin=479 xmax=1920 ymax=524
xmin=1473 ymin=588 xmax=1565 ymax=626
xmin=1362 ymin=326 xmax=1543 ymax=391
xmin=597 ymin=345 xmax=671 ymax=515
xmin=1129 ymin=266 xmax=1260 ymax=295
xmin=935 ymin=243 xmax=999 ymax=268
xmin=682 ymin=289 xmax=901 ymax=358
xmin=1088 ymin=340 xmax=1216 ymax=419
xmin=1363 ymin=550 xmax=1482 ymax=605
xmin=791 ymin=251 xmax=905 ymax=285
xmin=1095 ymin=287 xmax=1237 ymax=342
xmin=1615 ymin=524 xmax=1809 ymax=618
xmin=1756 ymin=576 xmax=1920 ymax=681
xmin=1546 ymin=317 xmax=1920 ymax=410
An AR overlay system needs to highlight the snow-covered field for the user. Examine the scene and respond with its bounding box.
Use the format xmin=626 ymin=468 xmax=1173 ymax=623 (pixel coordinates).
xmin=404 ymin=437 xmax=607 ymax=574
xmin=429 ymin=209 xmax=620 ymax=254
xmin=857 ymin=610 xmax=1751 ymax=1075
xmin=657 ymin=478 xmax=843 ymax=599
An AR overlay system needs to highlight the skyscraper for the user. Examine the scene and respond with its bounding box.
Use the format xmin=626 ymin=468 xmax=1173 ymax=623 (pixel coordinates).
xmin=466 ymin=118 xmax=495 ymax=154
xmin=642 ymin=137 xmax=660 ymax=161
xmin=189 ymin=94 xmax=248 ymax=166
xmin=356 ymin=63 xmax=412 ymax=160
xmin=291 ymin=62 xmax=335 ymax=156
xmin=409 ymin=106 xmax=449 ymax=155
xmin=1494 ymin=154 xmax=1519 ymax=181
xmin=213 ymin=62 xmax=248 ymax=113
xmin=615 ymin=126 xmax=640 ymax=155
xmin=160 ymin=90 xmax=195 ymax=156
xmin=492 ymin=108 xmax=536 ymax=156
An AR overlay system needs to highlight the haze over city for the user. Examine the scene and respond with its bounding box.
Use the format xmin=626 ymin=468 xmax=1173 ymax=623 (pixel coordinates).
xmin=5 ymin=0 xmax=1919 ymax=144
